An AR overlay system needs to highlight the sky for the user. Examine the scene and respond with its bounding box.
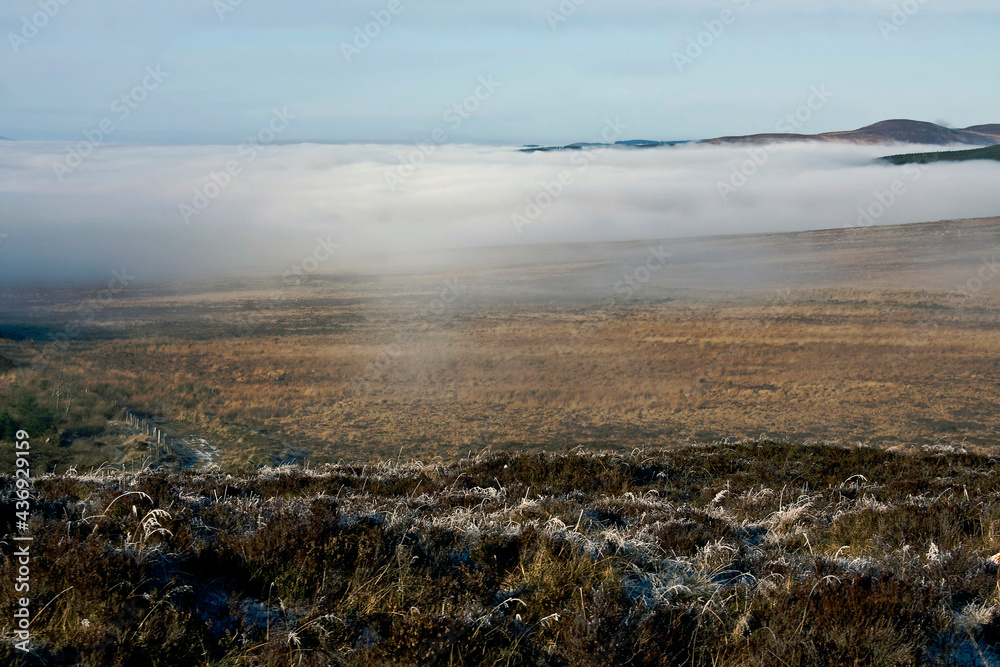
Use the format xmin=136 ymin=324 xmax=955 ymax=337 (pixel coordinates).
xmin=1 ymin=0 xmax=999 ymax=144
xmin=0 ymin=1 xmax=999 ymax=284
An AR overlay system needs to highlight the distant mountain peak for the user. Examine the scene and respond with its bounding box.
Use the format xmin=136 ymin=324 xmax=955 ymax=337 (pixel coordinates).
xmin=858 ymin=119 xmax=939 ymax=130
xmin=705 ymin=119 xmax=999 ymax=147
xmin=522 ymin=119 xmax=1000 ymax=154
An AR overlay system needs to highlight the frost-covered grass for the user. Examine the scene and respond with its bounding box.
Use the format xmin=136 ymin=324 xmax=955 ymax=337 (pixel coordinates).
xmin=4 ymin=440 xmax=1000 ymax=665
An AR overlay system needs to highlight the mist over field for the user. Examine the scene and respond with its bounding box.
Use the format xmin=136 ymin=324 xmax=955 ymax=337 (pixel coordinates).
xmin=2 ymin=140 xmax=999 ymax=284
xmin=6 ymin=0 xmax=1000 ymax=660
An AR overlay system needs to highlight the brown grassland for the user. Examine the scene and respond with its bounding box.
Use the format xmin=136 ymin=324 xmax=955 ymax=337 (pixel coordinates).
xmin=2 ymin=217 xmax=1000 ymax=664
xmin=2 ymin=217 xmax=999 ymax=469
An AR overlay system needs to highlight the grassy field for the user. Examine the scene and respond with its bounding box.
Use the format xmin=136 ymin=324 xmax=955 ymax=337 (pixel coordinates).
xmin=2 ymin=217 xmax=1000 ymax=663
xmin=2 ymin=218 xmax=999 ymax=470
xmin=7 ymin=284 xmax=1000 ymax=469
xmin=3 ymin=441 xmax=1000 ymax=665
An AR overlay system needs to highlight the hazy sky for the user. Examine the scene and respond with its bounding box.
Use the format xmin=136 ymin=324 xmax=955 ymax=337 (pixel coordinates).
xmin=2 ymin=0 xmax=999 ymax=144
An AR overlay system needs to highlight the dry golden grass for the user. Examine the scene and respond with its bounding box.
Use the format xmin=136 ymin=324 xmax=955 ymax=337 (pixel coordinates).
xmin=2 ymin=218 xmax=998 ymax=466
xmin=4 ymin=285 xmax=998 ymax=467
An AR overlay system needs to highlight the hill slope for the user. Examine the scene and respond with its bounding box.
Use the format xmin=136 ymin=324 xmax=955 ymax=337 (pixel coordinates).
xmin=706 ymin=119 xmax=999 ymax=147
xmin=966 ymin=124 xmax=1000 ymax=141
xmin=880 ymin=144 xmax=1000 ymax=165
xmin=525 ymin=119 xmax=1000 ymax=152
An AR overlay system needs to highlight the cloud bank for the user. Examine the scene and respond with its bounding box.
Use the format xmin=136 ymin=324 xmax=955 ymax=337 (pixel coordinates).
xmin=0 ymin=140 xmax=998 ymax=284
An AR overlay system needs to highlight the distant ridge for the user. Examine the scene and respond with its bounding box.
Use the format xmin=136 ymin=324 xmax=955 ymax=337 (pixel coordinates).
xmin=521 ymin=139 xmax=689 ymax=153
xmin=704 ymin=120 xmax=999 ymax=147
xmin=965 ymin=124 xmax=1000 ymax=141
xmin=523 ymin=119 xmax=1000 ymax=153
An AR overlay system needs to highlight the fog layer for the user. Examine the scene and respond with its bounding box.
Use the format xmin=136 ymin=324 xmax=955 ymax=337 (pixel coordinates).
xmin=0 ymin=140 xmax=997 ymax=284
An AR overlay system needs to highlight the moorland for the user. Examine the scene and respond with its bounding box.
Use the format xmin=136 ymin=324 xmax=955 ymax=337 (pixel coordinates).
xmin=2 ymin=217 xmax=999 ymax=471
xmin=3 ymin=216 xmax=1000 ymax=665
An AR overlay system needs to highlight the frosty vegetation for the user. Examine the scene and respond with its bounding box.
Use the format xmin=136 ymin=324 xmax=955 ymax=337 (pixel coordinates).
xmin=3 ymin=440 xmax=1000 ymax=665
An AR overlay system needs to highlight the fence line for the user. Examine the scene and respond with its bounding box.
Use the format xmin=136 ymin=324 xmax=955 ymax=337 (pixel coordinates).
xmin=118 ymin=406 xmax=174 ymax=466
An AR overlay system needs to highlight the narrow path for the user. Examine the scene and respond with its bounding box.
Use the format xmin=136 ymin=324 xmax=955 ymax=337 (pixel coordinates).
xmin=173 ymin=435 xmax=219 ymax=470
xmin=116 ymin=404 xmax=217 ymax=470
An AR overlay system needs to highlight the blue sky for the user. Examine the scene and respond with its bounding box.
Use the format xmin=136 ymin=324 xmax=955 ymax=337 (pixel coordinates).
xmin=2 ymin=0 xmax=999 ymax=145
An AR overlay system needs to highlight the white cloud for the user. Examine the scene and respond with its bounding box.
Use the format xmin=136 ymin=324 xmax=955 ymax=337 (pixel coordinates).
xmin=0 ymin=140 xmax=997 ymax=283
